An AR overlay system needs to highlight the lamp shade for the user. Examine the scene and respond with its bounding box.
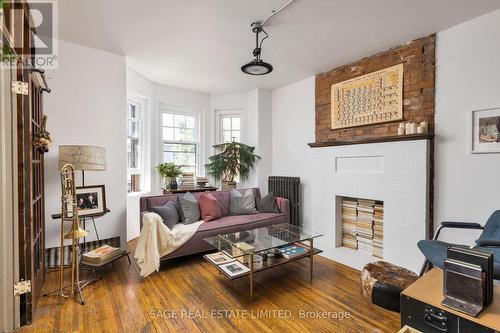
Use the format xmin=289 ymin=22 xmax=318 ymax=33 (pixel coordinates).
xmin=58 ymin=145 xmax=106 ymax=171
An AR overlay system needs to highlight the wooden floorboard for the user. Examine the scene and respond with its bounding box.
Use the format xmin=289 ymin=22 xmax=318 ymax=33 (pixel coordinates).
xmin=18 ymin=239 xmax=400 ymax=333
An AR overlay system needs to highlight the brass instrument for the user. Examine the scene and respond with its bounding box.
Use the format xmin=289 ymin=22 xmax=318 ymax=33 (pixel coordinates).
xmin=45 ymin=164 xmax=90 ymax=304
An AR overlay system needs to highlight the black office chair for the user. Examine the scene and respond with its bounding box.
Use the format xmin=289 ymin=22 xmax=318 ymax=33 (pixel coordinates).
xmin=418 ymin=210 xmax=500 ymax=278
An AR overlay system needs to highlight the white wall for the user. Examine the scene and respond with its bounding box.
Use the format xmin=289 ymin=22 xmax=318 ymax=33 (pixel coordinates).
xmin=434 ymin=9 xmax=500 ymax=243
xmin=45 ymin=40 xmax=128 ymax=248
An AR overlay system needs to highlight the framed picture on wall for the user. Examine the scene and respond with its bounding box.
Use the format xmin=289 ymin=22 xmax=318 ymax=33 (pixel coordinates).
xmin=471 ymin=108 xmax=500 ymax=153
xmin=74 ymin=185 xmax=107 ymax=217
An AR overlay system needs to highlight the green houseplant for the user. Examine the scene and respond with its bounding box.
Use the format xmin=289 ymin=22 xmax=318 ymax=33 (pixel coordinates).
xmin=205 ymin=142 xmax=260 ymax=189
xmin=156 ymin=162 xmax=183 ymax=190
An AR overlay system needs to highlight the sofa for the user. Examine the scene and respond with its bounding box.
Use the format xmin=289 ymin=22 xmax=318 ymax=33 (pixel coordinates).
xmin=139 ymin=188 xmax=290 ymax=260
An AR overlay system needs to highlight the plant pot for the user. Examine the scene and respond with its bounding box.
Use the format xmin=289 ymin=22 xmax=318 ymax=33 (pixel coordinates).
xmin=165 ymin=177 xmax=178 ymax=190
xmin=221 ymin=181 xmax=237 ymax=190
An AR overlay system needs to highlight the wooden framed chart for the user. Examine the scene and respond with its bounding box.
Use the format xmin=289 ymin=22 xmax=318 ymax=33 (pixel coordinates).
xmin=331 ymin=63 xmax=403 ymax=129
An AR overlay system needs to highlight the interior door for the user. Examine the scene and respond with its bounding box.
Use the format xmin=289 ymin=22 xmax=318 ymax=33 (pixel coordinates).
xmin=0 ymin=54 xmax=21 ymax=332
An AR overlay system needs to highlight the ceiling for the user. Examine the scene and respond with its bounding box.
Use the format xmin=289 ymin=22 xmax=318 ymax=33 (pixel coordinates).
xmin=57 ymin=0 xmax=500 ymax=93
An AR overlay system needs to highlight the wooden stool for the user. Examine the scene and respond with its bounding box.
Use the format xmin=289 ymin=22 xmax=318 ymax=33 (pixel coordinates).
xmin=361 ymin=261 xmax=418 ymax=312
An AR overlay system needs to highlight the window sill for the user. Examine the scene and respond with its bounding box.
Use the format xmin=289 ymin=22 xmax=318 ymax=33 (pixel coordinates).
xmin=127 ymin=190 xmax=151 ymax=198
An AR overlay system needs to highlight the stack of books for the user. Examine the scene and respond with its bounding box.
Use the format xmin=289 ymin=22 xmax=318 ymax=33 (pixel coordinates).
xmin=82 ymin=245 xmax=122 ymax=266
xmin=373 ymin=203 xmax=384 ymax=258
xmin=341 ymin=199 xmax=358 ymax=249
xmin=180 ymin=172 xmax=195 ymax=189
xmin=196 ymin=176 xmax=208 ymax=187
xmin=356 ymin=199 xmax=375 ymax=255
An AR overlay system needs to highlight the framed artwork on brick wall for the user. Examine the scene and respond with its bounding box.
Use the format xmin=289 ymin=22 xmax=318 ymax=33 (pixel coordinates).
xmin=330 ymin=63 xmax=404 ymax=129
xmin=471 ymin=107 xmax=500 ymax=154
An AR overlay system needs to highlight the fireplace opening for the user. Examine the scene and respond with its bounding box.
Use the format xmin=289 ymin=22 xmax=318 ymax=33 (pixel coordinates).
xmin=340 ymin=197 xmax=384 ymax=258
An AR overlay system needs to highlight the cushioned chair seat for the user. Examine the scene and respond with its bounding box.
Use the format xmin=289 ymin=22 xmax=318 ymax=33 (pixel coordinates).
xmin=198 ymin=213 xmax=283 ymax=232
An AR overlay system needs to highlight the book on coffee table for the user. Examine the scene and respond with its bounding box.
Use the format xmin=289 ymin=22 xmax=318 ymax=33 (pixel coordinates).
xmin=205 ymin=252 xmax=235 ymax=265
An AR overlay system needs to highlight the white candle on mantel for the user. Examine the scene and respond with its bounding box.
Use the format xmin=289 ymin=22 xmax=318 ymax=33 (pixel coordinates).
xmin=405 ymin=122 xmax=411 ymax=135
xmin=420 ymin=121 xmax=428 ymax=133
xmin=417 ymin=125 xmax=424 ymax=134
xmin=408 ymin=122 xmax=417 ymax=134
xmin=398 ymin=127 xmax=405 ymax=135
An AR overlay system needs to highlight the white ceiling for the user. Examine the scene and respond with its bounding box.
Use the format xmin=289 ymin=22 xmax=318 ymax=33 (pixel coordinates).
xmin=57 ymin=0 xmax=500 ymax=93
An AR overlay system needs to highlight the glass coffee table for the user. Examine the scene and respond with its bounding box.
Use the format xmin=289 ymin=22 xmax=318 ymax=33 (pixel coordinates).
xmin=203 ymin=223 xmax=323 ymax=301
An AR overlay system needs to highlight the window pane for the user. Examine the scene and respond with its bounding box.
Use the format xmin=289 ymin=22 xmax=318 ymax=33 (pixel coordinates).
xmin=128 ymin=138 xmax=139 ymax=169
xmin=185 ymin=129 xmax=196 ymax=142
xmin=163 ymin=143 xmax=196 ymax=168
xmin=175 ymin=128 xmax=186 ymax=141
xmin=175 ymin=115 xmax=186 ymax=128
xmin=222 ymin=117 xmax=231 ymax=130
xmin=163 ymin=113 xmax=174 ymax=126
xmin=128 ymin=120 xmax=139 ymax=138
xmin=222 ymin=130 xmax=232 ymax=143
xmin=128 ymin=104 xmax=136 ymax=119
xmin=186 ymin=116 xmax=195 ymax=129
xmin=162 ymin=127 xmax=174 ymax=140
xmin=232 ymin=117 xmax=240 ymax=130
xmin=180 ymin=166 xmax=196 ymax=174
xmin=232 ymin=130 xmax=240 ymax=142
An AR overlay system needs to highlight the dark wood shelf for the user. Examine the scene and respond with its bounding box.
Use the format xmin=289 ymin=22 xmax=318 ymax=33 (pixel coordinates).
xmin=308 ymin=133 xmax=434 ymax=148
xmin=205 ymin=247 xmax=323 ymax=280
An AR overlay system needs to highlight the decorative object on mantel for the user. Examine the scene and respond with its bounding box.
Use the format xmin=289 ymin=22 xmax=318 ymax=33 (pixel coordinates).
xmin=471 ymin=107 xmax=500 ymax=153
xmin=398 ymin=121 xmax=428 ymax=136
xmin=205 ymin=142 xmax=260 ymax=190
xmin=156 ymin=162 xmax=183 ymax=190
xmin=331 ymin=63 xmax=404 ymax=129
xmin=33 ymin=115 xmax=53 ymax=153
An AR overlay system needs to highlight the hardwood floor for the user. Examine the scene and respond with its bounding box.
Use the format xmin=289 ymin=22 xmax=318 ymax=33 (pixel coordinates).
xmin=19 ymin=240 xmax=400 ymax=333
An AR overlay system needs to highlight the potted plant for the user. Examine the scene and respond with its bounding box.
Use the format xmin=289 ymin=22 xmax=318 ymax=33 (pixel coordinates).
xmin=156 ymin=162 xmax=183 ymax=190
xmin=205 ymin=142 xmax=260 ymax=189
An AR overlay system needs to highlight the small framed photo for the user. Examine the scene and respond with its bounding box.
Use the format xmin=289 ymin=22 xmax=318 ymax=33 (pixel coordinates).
xmin=471 ymin=108 xmax=500 ymax=153
xmin=75 ymin=185 xmax=106 ymax=217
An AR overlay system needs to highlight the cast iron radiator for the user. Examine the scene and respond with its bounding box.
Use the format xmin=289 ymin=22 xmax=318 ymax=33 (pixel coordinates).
xmin=268 ymin=176 xmax=301 ymax=226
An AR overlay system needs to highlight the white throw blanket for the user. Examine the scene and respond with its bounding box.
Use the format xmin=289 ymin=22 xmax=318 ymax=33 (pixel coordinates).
xmin=134 ymin=212 xmax=203 ymax=277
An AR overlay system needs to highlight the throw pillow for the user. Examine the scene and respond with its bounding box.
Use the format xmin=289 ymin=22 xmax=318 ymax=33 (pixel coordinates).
xmin=198 ymin=193 xmax=222 ymax=222
xmin=256 ymin=192 xmax=280 ymax=213
xmin=230 ymin=189 xmax=257 ymax=215
xmin=151 ymin=202 xmax=179 ymax=229
xmin=178 ymin=192 xmax=201 ymax=224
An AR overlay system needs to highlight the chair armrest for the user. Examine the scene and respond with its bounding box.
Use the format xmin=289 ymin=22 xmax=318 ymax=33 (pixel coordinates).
xmin=476 ymin=239 xmax=500 ymax=247
xmin=440 ymin=221 xmax=483 ymax=229
xmin=275 ymin=197 xmax=290 ymax=224
xmin=433 ymin=221 xmax=483 ymax=240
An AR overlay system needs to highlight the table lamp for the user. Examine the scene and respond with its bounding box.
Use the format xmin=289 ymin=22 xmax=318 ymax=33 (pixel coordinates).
xmin=58 ymin=145 xmax=106 ymax=185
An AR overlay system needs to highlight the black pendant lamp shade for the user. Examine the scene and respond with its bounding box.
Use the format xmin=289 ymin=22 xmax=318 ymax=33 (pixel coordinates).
xmin=241 ymin=22 xmax=273 ymax=75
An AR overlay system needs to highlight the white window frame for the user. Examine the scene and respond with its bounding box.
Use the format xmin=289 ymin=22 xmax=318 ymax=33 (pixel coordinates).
xmin=127 ymin=93 xmax=150 ymax=195
xmin=215 ymin=109 xmax=242 ymax=144
xmin=160 ymin=106 xmax=201 ymax=177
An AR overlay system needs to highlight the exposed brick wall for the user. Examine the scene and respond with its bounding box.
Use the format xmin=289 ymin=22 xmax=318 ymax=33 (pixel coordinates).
xmin=315 ymin=34 xmax=436 ymax=143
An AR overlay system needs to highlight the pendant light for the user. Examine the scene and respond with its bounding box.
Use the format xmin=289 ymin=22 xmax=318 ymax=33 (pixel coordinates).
xmin=241 ymin=22 xmax=273 ymax=76
xmin=241 ymin=0 xmax=296 ymax=76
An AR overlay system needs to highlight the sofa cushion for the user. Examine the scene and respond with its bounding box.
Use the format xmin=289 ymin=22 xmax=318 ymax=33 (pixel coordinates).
xmin=197 ymin=213 xmax=283 ymax=233
xmin=256 ymin=192 xmax=280 ymax=213
xmin=198 ymin=193 xmax=222 ymax=222
xmin=178 ymin=192 xmax=201 ymax=224
xmin=229 ymin=189 xmax=257 ymax=215
xmin=151 ymin=202 xmax=179 ymax=229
